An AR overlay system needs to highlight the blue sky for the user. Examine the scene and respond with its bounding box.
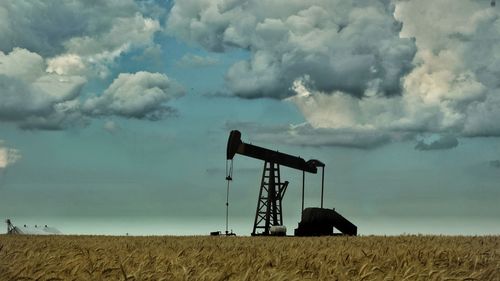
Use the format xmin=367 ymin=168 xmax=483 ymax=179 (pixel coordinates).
xmin=0 ymin=0 xmax=499 ymax=235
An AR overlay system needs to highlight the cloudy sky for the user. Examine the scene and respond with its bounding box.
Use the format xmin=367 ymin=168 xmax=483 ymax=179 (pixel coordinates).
xmin=1 ymin=0 xmax=499 ymax=235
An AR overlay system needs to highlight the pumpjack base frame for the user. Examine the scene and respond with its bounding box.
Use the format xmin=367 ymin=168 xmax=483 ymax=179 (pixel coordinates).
xmin=294 ymin=207 xmax=357 ymax=236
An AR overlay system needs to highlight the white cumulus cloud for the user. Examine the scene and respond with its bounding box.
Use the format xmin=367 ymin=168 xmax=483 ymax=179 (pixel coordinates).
xmin=83 ymin=72 xmax=185 ymax=120
xmin=0 ymin=1 xmax=182 ymax=130
xmin=0 ymin=48 xmax=87 ymax=130
xmin=46 ymin=54 xmax=86 ymax=75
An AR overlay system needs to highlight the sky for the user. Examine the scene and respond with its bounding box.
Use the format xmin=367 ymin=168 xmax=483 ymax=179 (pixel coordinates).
xmin=0 ymin=0 xmax=499 ymax=236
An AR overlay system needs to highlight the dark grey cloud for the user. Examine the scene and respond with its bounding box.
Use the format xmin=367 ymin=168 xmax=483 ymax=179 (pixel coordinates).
xmin=0 ymin=1 xmax=163 ymax=81
xmin=0 ymin=1 xmax=145 ymax=57
xmin=414 ymin=135 xmax=459 ymax=151
xmin=167 ymin=0 xmax=416 ymax=99
xmin=0 ymin=1 xmax=88 ymax=56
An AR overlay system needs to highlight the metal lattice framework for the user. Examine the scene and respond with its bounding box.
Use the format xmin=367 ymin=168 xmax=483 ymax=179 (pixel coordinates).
xmin=252 ymin=162 xmax=289 ymax=235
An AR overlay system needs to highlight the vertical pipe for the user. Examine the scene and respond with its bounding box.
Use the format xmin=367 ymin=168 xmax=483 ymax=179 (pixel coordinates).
xmin=302 ymin=170 xmax=305 ymax=213
xmin=321 ymin=166 xmax=325 ymax=209
xmin=226 ymin=179 xmax=230 ymax=235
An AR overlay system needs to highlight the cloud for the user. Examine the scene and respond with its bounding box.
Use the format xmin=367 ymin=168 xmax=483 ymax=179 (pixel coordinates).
xmin=46 ymin=13 xmax=161 ymax=78
xmin=414 ymin=135 xmax=459 ymax=151
xmin=46 ymin=54 xmax=86 ymax=75
xmin=0 ymin=1 xmax=181 ymax=130
xmin=176 ymin=54 xmax=219 ymax=67
xmin=169 ymin=0 xmax=500 ymax=148
xmin=167 ymin=0 xmax=416 ymax=99
xmin=131 ymin=44 xmax=164 ymax=65
xmin=1 ymin=0 xmax=163 ymax=79
xmin=82 ymin=72 xmax=185 ymax=120
xmin=0 ymin=49 xmax=183 ymax=130
xmin=0 ymin=48 xmax=88 ymax=130
xmin=394 ymin=0 xmax=500 ymax=138
xmin=103 ymin=120 xmax=122 ymax=134
xmin=225 ymin=121 xmax=399 ymax=149
xmin=286 ymin=68 xmax=493 ymax=148
xmin=0 ymin=1 xmax=90 ymax=57
xmin=0 ymin=1 xmax=161 ymax=54
xmin=0 ymin=141 xmax=20 ymax=169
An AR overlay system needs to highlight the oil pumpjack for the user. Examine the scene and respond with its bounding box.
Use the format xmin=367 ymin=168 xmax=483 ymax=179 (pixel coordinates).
xmin=226 ymin=130 xmax=357 ymax=236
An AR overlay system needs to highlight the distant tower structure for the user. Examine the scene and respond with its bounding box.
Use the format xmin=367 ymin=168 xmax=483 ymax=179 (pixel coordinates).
xmin=6 ymin=219 xmax=19 ymax=234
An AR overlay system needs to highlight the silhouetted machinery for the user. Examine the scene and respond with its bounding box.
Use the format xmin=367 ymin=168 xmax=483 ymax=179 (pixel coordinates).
xmin=6 ymin=219 xmax=18 ymax=234
xmin=4 ymin=218 xmax=61 ymax=235
xmin=226 ymin=130 xmax=357 ymax=236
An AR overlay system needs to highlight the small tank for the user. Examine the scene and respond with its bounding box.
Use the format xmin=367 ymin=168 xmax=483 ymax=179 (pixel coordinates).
xmin=270 ymin=225 xmax=287 ymax=236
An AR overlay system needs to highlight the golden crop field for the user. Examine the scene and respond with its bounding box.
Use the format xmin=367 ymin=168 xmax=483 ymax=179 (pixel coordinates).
xmin=0 ymin=235 xmax=499 ymax=281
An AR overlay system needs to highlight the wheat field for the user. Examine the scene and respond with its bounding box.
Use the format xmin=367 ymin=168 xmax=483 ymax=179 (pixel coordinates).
xmin=0 ymin=235 xmax=499 ymax=281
